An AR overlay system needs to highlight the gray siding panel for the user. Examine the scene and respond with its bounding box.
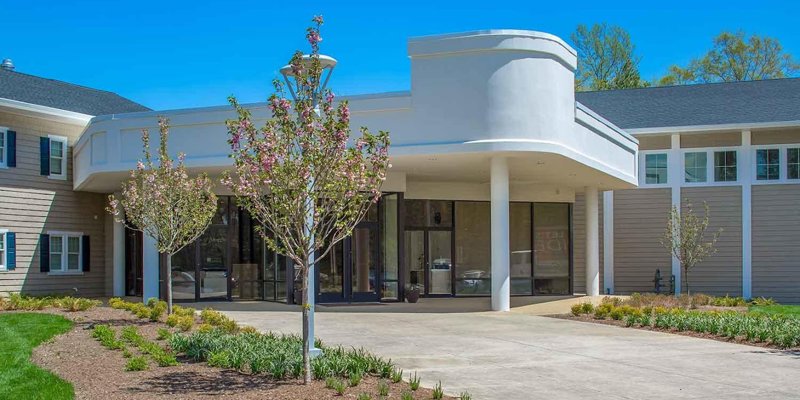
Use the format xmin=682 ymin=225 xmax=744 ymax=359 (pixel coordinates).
xmin=0 ymin=112 xmax=108 ymax=297
xmin=752 ymin=185 xmax=800 ymax=304
xmin=680 ymin=187 xmax=742 ymax=296
xmin=613 ymin=188 xmax=672 ymax=294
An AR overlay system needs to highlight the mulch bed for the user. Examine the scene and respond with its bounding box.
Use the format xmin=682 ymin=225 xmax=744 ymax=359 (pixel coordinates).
xmin=552 ymin=313 xmax=800 ymax=353
xmin=9 ymin=307 xmax=451 ymax=399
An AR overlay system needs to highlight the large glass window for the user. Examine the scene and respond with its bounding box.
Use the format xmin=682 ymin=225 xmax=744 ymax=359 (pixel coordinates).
xmin=714 ymin=151 xmax=737 ymax=182
xmin=645 ymin=153 xmax=668 ymax=184
xmin=510 ymin=203 xmax=533 ymax=295
xmin=684 ymin=152 xmax=707 ymax=183
xmin=788 ymin=148 xmax=800 ymax=180
xmin=381 ymin=194 xmax=399 ymax=300
xmin=404 ymin=200 xmax=452 ymax=228
xmin=533 ymin=204 xmax=570 ymax=295
xmin=756 ymin=149 xmax=780 ymax=181
xmin=454 ymin=202 xmax=490 ymax=295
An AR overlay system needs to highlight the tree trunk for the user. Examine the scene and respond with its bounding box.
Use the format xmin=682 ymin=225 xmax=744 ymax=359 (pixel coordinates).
xmin=684 ymin=265 xmax=690 ymax=296
xmin=166 ymin=254 xmax=173 ymax=315
xmin=301 ymin=268 xmax=311 ymax=384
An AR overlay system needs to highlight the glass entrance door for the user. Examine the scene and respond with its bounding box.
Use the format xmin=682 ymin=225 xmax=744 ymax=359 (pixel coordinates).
xmin=317 ymin=224 xmax=380 ymax=303
xmin=403 ymin=229 xmax=453 ymax=296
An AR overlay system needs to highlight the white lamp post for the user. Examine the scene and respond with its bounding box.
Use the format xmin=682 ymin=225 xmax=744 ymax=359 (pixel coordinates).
xmin=279 ymin=54 xmax=337 ymax=359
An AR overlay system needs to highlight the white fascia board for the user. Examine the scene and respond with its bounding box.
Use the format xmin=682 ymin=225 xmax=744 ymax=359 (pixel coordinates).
xmin=0 ymin=97 xmax=93 ymax=125
xmin=628 ymin=120 xmax=800 ymax=135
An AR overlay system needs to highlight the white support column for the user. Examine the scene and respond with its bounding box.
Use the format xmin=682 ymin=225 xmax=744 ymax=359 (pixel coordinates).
xmin=603 ymin=190 xmax=614 ymax=295
xmin=585 ymin=186 xmax=600 ymax=296
xmin=490 ymin=156 xmax=510 ymax=311
xmin=669 ymin=133 xmax=682 ymax=294
xmin=142 ymin=233 xmax=160 ymax=303
xmin=741 ymin=130 xmax=753 ymax=299
xmin=112 ymin=218 xmax=125 ymax=297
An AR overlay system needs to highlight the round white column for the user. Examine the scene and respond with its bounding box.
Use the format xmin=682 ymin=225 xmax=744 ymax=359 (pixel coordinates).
xmin=142 ymin=233 xmax=160 ymax=303
xmin=112 ymin=217 xmax=125 ymax=297
xmin=491 ymin=156 xmax=511 ymax=311
xmin=585 ymin=186 xmax=600 ymax=296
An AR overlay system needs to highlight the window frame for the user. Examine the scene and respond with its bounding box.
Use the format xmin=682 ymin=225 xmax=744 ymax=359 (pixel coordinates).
xmin=683 ymin=151 xmax=708 ymax=183
xmin=752 ymin=144 xmax=800 ymax=185
xmin=787 ymin=147 xmax=800 ymax=180
xmin=640 ymin=151 xmax=669 ymax=187
xmin=713 ymin=149 xmax=738 ymax=183
xmin=48 ymin=134 xmax=68 ymax=180
xmin=0 ymin=127 xmax=7 ymax=169
xmin=755 ymin=148 xmax=781 ymax=181
xmin=0 ymin=229 xmax=7 ymax=271
xmin=47 ymin=231 xmax=84 ymax=275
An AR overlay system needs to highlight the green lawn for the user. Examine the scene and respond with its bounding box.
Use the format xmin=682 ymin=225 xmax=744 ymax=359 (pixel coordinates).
xmin=749 ymin=304 xmax=800 ymax=317
xmin=0 ymin=313 xmax=74 ymax=400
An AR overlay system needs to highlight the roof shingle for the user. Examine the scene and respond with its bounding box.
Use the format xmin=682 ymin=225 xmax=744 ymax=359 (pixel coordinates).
xmin=576 ymin=78 xmax=800 ymax=130
xmin=0 ymin=68 xmax=150 ymax=116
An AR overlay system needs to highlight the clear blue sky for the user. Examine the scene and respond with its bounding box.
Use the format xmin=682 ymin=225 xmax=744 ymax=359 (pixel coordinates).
xmin=3 ymin=0 xmax=798 ymax=110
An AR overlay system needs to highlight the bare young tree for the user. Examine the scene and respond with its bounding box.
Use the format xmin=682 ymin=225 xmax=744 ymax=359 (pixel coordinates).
xmin=108 ymin=118 xmax=217 ymax=314
xmin=662 ymin=201 xmax=722 ymax=295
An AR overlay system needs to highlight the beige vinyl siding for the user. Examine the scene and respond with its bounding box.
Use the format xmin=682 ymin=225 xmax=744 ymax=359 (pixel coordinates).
xmin=638 ymin=135 xmax=671 ymax=151
xmin=752 ymin=185 xmax=800 ymax=304
xmin=572 ymin=193 xmax=604 ymax=295
xmin=680 ymin=187 xmax=742 ymax=296
xmin=0 ymin=111 xmax=108 ymax=297
xmin=613 ymin=188 xmax=671 ymax=294
xmin=680 ymin=132 xmax=741 ymax=148
xmin=752 ymin=129 xmax=800 ymax=145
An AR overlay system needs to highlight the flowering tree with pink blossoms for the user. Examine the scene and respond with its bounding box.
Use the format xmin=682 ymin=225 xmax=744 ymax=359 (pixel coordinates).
xmin=108 ymin=117 xmax=217 ymax=314
xmin=222 ymin=16 xmax=390 ymax=383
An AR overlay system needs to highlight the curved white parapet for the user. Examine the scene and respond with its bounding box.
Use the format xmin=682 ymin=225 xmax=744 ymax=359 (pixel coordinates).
xmin=74 ymin=29 xmax=638 ymax=194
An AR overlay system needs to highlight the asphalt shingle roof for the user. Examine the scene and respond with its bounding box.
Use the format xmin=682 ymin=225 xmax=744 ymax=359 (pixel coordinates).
xmin=576 ymin=78 xmax=800 ymax=130
xmin=0 ymin=68 xmax=150 ymax=116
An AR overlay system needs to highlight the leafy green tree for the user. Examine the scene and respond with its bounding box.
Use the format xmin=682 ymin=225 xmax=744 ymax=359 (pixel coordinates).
xmin=659 ymin=31 xmax=799 ymax=85
xmin=223 ymin=16 xmax=390 ymax=384
xmin=108 ymin=118 xmax=217 ymax=315
xmin=571 ymin=23 xmax=648 ymax=91
xmin=661 ymin=202 xmax=722 ymax=295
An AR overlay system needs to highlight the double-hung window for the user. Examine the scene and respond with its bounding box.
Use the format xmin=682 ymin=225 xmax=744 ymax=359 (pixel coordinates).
xmin=49 ymin=233 xmax=83 ymax=273
xmin=0 ymin=230 xmax=5 ymax=270
xmin=788 ymin=148 xmax=800 ymax=180
xmin=645 ymin=153 xmax=668 ymax=184
xmin=48 ymin=135 xmax=68 ymax=179
xmin=684 ymin=152 xmax=707 ymax=183
xmin=0 ymin=129 xmax=5 ymax=167
xmin=756 ymin=149 xmax=780 ymax=181
xmin=714 ymin=151 xmax=737 ymax=182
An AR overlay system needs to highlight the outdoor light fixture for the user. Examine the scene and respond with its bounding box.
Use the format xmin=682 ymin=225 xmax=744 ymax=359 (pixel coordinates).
xmin=278 ymin=53 xmax=337 ymax=360
xmin=279 ymin=54 xmax=338 ymax=106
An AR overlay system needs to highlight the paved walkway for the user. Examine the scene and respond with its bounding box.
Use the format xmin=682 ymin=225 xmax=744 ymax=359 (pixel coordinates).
xmin=206 ymin=299 xmax=800 ymax=400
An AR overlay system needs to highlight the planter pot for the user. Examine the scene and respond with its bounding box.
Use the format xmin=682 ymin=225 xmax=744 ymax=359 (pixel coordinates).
xmin=405 ymin=290 xmax=420 ymax=303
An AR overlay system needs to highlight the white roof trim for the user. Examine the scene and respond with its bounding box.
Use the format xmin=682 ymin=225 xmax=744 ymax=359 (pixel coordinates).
xmin=628 ymin=120 xmax=800 ymax=135
xmin=0 ymin=97 xmax=93 ymax=124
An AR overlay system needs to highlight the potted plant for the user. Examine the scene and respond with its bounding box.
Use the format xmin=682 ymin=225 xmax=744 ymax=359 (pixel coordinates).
xmin=405 ymin=284 xmax=421 ymax=303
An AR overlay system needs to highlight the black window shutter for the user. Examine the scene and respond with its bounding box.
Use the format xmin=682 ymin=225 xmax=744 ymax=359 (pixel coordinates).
xmin=40 ymin=137 xmax=50 ymax=176
xmin=6 ymin=232 xmax=15 ymax=270
xmin=81 ymin=235 xmax=90 ymax=272
xmin=7 ymin=131 xmax=16 ymax=168
xmin=39 ymin=234 xmax=50 ymax=272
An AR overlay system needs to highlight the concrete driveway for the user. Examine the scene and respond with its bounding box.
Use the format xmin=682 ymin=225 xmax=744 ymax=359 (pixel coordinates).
xmin=207 ymin=299 xmax=800 ymax=400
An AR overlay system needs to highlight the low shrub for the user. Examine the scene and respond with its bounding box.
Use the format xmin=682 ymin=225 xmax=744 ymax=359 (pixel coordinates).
xmin=200 ymin=308 xmax=238 ymax=333
xmin=400 ymin=392 xmax=413 ymax=400
xmin=750 ymin=297 xmax=776 ymax=307
xmin=390 ymin=368 xmax=403 ymax=383
xmin=331 ymin=378 xmax=347 ymax=395
xmin=570 ymin=303 xmax=583 ymax=316
xmin=711 ymin=295 xmax=748 ymax=307
xmin=408 ymin=372 xmax=420 ymax=391
xmin=357 ymin=393 xmax=372 ymax=400
xmin=432 ymin=381 xmax=444 ymax=400
xmin=156 ymin=328 xmax=172 ymax=341
xmin=348 ymin=371 xmax=362 ymax=387
xmin=166 ymin=314 xmax=194 ymax=331
xmin=378 ymin=379 xmax=389 ymax=396
xmin=125 ymin=356 xmax=149 ymax=371
xmin=92 ymin=324 xmax=126 ymax=350
xmin=1 ymin=293 xmax=100 ymax=312
xmin=459 ymin=391 xmax=473 ymax=400
xmin=169 ymin=328 xmax=395 ymax=382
